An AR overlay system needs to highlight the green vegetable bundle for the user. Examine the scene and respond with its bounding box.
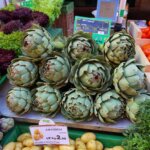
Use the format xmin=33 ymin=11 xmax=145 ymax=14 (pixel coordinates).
xmin=32 ymin=0 xmax=64 ymax=23
xmin=0 ymin=32 xmax=24 ymax=56
xmin=123 ymin=101 xmax=150 ymax=150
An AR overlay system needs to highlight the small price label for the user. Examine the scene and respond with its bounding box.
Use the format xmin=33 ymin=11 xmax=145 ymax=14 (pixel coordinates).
xmin=39 ymin=118 xmax=55 ymax=126
xmin=30 ymin=126 xmax=69 ymax=145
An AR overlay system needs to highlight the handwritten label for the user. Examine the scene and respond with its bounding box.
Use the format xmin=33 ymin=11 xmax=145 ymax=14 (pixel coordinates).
xmin=74 ymin=16 xmax=111 ymax=44
xmin=30 ymin=126 xmax=69 ymax=145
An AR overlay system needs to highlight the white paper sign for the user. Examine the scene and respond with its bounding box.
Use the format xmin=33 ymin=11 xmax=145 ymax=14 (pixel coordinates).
xmin=39 ymin=118 xmax=55 ymax=126
xmin=30 ymin=125 xmax=69 ymax=145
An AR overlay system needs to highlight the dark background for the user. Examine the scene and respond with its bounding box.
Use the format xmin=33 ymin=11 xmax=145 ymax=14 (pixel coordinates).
xmin=67 ymin=0 xmax=150 ymax=20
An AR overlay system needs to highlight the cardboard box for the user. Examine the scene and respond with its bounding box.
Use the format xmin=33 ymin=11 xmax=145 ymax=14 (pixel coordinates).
xmin=128 ymin=21 xmax=142 ymax=39
xmin=135 ymin=39 xmax=150 ymax=72
xmin=135 ymin=39 xmax=150 ymax=92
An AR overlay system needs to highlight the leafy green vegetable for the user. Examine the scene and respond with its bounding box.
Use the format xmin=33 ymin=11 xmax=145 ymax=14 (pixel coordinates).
xmin=32 ymin=0 xmax=64 ymax=23
xmin=0 ymin=31 xmax=24 ymax=56
xmin=123 ymin=100 xmax=150 ymax=150
xmin=1 ymin=3 xmax=15 ymax=11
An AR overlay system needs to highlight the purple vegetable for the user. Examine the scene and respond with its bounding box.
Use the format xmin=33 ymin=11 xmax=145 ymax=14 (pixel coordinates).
xmin=0 ymin=62 xmax=11 ymax=75
xmin=32 ymin=11 xmax=49 ymax=27
xmin=0 ymin=49 xmax=16 ymax=63
xmin=21 ymin=21 xmax=36 ymax=31
xmin=0 ymin=10 xmax=12 ymax=23
xmin=0 ymin=49 xmax=15 ymax=75
xmin=12 ymin=7 xmax=32 ymax=24
xmin=2 ymin=20 xmax=23 ymax=34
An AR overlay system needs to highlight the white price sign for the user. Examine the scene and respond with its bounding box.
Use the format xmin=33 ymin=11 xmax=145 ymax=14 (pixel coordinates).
xmin=30 ymin=125 xmax=69 ymax=145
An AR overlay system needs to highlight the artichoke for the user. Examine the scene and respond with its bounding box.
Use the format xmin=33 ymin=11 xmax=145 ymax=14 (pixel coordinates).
xmin=0 ymin=118 xmax=14 ymax=132
xmin=113 ymin=59 xmax=146 ymax=99
xmin=61 ymin=88 xmax=93 ymax=122
xmin=103 ymin=31 xmax=135 ymax=67
xmin=39 ymin=53 xmax=71 ymax=88
xmin=94 ymin=89 xmax=125 ymax=123
xmin=65 ymin=31 xmax=98 ymax=62
xmin=126 ymin=92 xmax=150 ymax=123
xmin=71 ymin=56 xmax=112 ymax=95
xmin=7 ymin=87 xmax=33 ymax=115
xmin=32 ymin=84 xmax=62 ymax=117
xmin=22 ymin=25 xmax=65 ymax=58
xmin=7 ymin=58 xmax=38 ymax=87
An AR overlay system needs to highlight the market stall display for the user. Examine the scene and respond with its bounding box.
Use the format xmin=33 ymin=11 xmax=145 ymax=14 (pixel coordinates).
xmin=0 ymin=1 xmax=150 ymax=150
xmin=1 ymin=124 xmax=125 ymax=150
xmin=0 ymin=23 xmax=147 ymax=129
xmin=0 ymin=1 xmax=64 ymax=81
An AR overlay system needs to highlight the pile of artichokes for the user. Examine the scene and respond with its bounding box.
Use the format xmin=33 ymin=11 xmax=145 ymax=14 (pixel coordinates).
xmin=6 ymin=25 xmax=149 ymax=124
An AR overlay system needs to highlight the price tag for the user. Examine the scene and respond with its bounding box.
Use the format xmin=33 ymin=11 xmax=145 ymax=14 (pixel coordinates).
xmin=74 ymin=16 xmax=111 ymax=44
xmin=30 ymin=125 xmax=69 ymax=145
xmin=39 ymin=118 xmax=55 ymax=126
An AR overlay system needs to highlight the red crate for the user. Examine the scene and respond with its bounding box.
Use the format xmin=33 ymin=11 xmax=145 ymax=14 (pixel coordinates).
xmin=53 ymin=2 xmax=74 ymax=36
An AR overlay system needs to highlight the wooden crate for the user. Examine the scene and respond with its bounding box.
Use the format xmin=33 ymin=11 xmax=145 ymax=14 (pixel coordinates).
xmin=53 ymin=2 xmax=74 ymax=36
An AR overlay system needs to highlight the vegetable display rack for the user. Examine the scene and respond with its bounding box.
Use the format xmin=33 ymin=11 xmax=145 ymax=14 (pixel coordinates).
xmin=0 ymin=81 xmax=132 ymax=133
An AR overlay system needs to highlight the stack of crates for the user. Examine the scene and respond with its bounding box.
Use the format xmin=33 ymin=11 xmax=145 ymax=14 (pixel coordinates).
xmin=53 ymin=1 xmax=74 ymax=36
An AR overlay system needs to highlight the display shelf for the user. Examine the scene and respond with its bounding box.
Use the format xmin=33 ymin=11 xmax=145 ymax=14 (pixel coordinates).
xmin=0 ymin=81 xmax=132 ymax=133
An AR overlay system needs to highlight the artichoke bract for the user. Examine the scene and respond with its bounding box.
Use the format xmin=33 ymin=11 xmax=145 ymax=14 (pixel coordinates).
xmin=71 ymin=57 xmax=112 ymax=95
xmin=94 ymin=90 xmax=125 ymax=123
xmin=0 ymin=118 xmax=14 ymax=132
xmin=126 ymin=92 xmax=150 ymax=123
xmin=22 ymin=25 xmax=54 ymax=58
xmin=7 ymin=58 xmax=38 ymax=87
xmin=113 ymin=59 xmax=146 ymax=99
xmin=65 ymin=31 xmax=98 ymax=62
xmin=7 ymin=87 xmax=33 ymax=115
xmin=61 ymin=88 xmax=93 ymax=122
xmin=32 ymin=84 xmax=62 ymax=117
xmin=39 ymin=53 xmax=71 ymax=88
xmin=103 ymin=31 xmax=135 ymax=67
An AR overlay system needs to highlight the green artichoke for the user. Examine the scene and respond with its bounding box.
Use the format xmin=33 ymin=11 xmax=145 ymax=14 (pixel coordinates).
xmin=0 ymin=118 xmax=14 ymax=132
xmin=7 ymin=58 xmax=38 ymax=87
xmin=71 ymin=56 xmax=112 ymax=95
xmin=32 ymin=84 xmax=62 ymax=117
xmin=113 ymin=59 xmax=146 ymax=99
xmin=22 ymin=25 xmax=53 ymax=58
xmin=61 ymin=88 xmax=93 ymax=122
xmin=65 ymin=31 xmax=98 ymax=62
xmin=103 ymin=31 xmax=135 ymax=67
xmin=7 ymin=87 xmax=33 ymax=115
xmin=94 ymin=89 xmax=125 ymax=123
xmin=126 ymin=92 xmax=150 ymax=123
xmin=39 ymin=53 xmax=71 ymax=88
